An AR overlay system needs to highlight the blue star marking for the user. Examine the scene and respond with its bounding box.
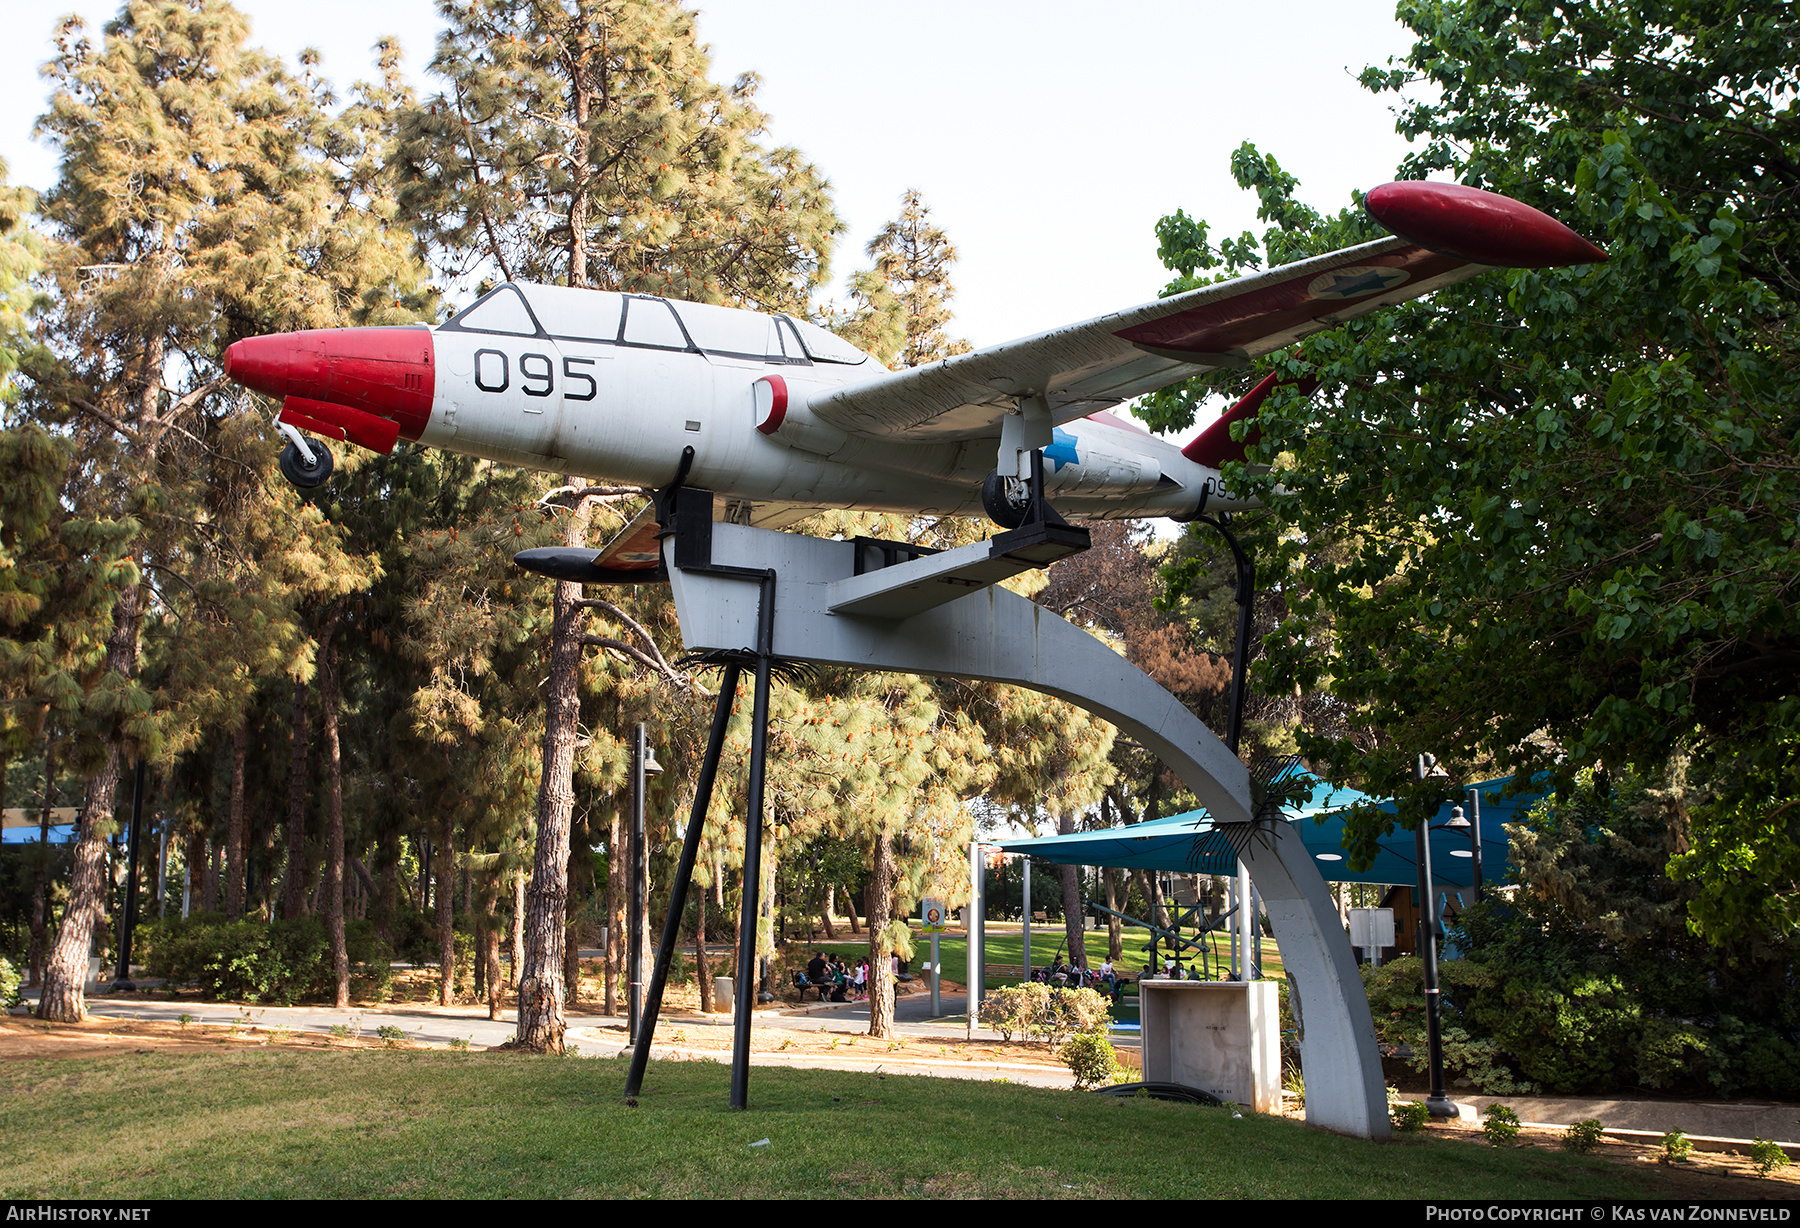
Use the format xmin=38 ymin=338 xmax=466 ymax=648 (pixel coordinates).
xmin=1043 ymin=427 xmax=1080 ymax=472
xmin=1314 ymin=267 xmax=1410 ymax=299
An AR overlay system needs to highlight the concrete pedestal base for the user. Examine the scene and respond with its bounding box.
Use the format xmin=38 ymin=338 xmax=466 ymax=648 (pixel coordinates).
xmin=1140 ymin=980 xmax=1280 ymax=1113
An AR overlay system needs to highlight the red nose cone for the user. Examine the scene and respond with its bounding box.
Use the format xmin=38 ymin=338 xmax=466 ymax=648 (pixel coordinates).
xmin=222 ymin=326 xmax=435 ymax=451
xmin=1365 ymin=181 xmax=1608 ymax=268
xmin=223 ymin=333 xmax=324 ymax=399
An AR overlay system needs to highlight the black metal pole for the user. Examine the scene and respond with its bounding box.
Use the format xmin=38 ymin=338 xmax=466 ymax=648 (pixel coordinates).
xmin=731 ymin=572 xmax=776 ymax=1110
xmin=625 ymin=662 xmax=742 ymax=1099
xmin=1198 ymin=514 xmax=1253 ymax=756
xmin=112 ymin=760 xmax=146 ymax=991
xmin=1415 ymin=755 xmax=1454 ymax=1118
xmin=628 ymin=723 xmax=646 ymax=1043
xmin=1467 ymin=786 xmax=1484 ymax=903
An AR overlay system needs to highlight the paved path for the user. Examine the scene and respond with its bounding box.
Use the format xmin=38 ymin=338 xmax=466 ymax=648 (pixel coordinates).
xmin=27 ymin=985 xmax=1082 ymax=1090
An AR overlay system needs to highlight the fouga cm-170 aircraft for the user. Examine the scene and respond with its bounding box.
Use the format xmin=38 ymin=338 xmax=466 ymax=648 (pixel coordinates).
xmin=223 ymin=180 xmax=1605 ymax=580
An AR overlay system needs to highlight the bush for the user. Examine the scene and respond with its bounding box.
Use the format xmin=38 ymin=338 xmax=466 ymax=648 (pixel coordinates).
xmin=1661 ymin=1129 xmax=1692 ymax=1163
xmin=139 ymin=916 xmax=394 ymax=1004
xmin=1390 ymin=1097 xmax=1428 ymax=1133
xmin=0 ymin=957 xmax=20 ymax=1009
xmin=978 ymin=983 xmax=1045 ymax=1041
xmin=1482 ymin=1103 xmax=1521 ymax=1145
xmin=978 ymin=983 xmax=1112 ymax=1046
xmin=1061 ymin=1032 xmax=1122 ymax=1089
xmin=1361 ymin=958 xmax=1537 ymax=1096
xmin=1562 ymin=1119 xmax=1604 ymax=1153
xmin=1751 ymin=1139 xmax=1790 ymax=1177
xmin=1044 ymin=987 xmax=1113 ymax=1047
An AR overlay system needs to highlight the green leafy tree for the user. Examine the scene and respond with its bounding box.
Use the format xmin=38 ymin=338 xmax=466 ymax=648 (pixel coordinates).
xmin=1141 ymin=2 xmax=1798 ymax=884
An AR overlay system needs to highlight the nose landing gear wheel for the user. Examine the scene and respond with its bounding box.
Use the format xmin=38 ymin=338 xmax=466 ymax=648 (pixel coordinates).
xmin=279 ymin=436 xmax=333 ymax=488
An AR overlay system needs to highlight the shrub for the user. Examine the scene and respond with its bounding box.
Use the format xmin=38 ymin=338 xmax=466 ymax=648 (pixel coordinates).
xmin=978 ymin=983 xmax=1111 ymax=1047
xmin=1661 ymin=1129 xmax=1692 ymax=1163
xmin=139 ymin=916 xmax=394 ymax=1004
xmin=1482 ymin=1103 xmax=1521 ymax=1145
xmin=1751 ymin=1139 xmax=1790 ymax=1177
xmin=375 ymin=1024 xmax=405 ymax=1048
xmin=1061 ymin=1032 xmax=1121 ymax=1089
xmin=1390 ymin=1098 xmax=1429 ymax=1133
xmin=1042 ymin=987 xmax=1112 ymax=1047
xmin=0 ymin=958 xmax=20 ymax=1009
xmin=978 ymin=983 xmax=1044 ymax=1041
xmin=1562 ymin=1118 xmax=1604 ymax=1153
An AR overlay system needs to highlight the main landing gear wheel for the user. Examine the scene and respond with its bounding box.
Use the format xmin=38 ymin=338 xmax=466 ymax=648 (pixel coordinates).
xmin=981 ymin=468 xmax=1031 ymax=530
xmin=279 ymin=436 xmax=333 ymax=488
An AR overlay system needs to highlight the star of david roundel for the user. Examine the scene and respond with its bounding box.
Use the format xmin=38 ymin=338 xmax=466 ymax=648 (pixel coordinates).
xmin=1306 ymin=266 xmax=1412 ymax=301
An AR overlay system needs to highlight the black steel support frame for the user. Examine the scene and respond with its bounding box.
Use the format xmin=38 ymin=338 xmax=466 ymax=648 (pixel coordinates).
xmin=624 ymin=484 xmax=779 ymax=1110
xmin=623 ymin=660 xmax=742 ymax=1099
xmin=627 ymin=725 xmax=642 ymax=1042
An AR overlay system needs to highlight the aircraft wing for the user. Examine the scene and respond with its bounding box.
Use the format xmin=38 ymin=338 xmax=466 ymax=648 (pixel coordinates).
xmin=517 ymin=496 xmax=826 ymax=585
xmin=809 ymin=181 xmax=1607 ymax=444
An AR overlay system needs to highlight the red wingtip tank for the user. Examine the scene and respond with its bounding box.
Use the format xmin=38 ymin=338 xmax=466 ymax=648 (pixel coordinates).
xmin=1363 ymin=180 xmax=1608 ymax=268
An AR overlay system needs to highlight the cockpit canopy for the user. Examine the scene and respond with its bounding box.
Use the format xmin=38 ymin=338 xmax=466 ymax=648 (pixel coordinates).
xmin=441 ymin=282 xmax=870 ymax=366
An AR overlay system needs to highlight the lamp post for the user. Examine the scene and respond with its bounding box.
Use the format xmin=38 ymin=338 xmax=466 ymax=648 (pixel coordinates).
xmin=626 ymin=723 xmax=663 ymax=1045
xmin=1414 ymin=753 xmax=1457 ymax=1119
xmin=1466 ymin=787 xmax=1484 ymax=902
xmin=1411 ymin=752 xmax=1454 ymax=1116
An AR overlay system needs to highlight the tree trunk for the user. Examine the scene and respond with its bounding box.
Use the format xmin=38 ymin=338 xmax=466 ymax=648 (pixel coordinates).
xmin=510 ymin=869 xmax=525 ymax=988
xmin=39 ymin=578 xmax=143 ymax=1022
xmin=821 ymin=882 xmax=837 ymax=939
xmin=844 ymin=881 xmax=862 ymax=934
xmin=866 ymin=827 xmax=896 ymax=1039
xmin=283 ymin=675 xmax=309 ymax=920
xmin=438 ymin=805 xmax=455 ymax=1007
xmin=225 ymin=721 xmax=247 ymax=918
xmin=695 ymin=881 xmax=712 ymax=1012
xmin=375 ymin=828 xmax=399 ymax=945
xmin=1058 ymin=813 xmax=1088 ymax=968
xmin=481 ymin=871 xmax=503 ymax=1021
xmin=604 ymin=807 xmax=621 ymax=1015
xmin=515 ymin=494 xmax=591 ymax=1053
xmin=28 ymin=733 xmax=58 ymax=988
xmin=318 ymin=615 xmax=349 ymax=1008
xmin=563 ymin=807 xmax=587 ymax=1009
xmin=1106 ymin=866 xmax=1123 ymax=961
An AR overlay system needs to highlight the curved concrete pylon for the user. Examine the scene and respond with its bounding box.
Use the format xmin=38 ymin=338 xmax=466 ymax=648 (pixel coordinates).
xmin=668 ymin=524 xmax=1389 ymax=1138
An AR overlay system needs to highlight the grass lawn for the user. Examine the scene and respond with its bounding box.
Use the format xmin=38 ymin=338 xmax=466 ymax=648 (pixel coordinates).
xmin=0 ymin=1046 xmax=1700 ymax=1199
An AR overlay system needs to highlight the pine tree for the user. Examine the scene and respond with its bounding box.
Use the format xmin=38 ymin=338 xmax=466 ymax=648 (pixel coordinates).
xmin=396 ymin=0 xmax=841 ymax=1052
xmin=24 ymin=0 xmax=429 ymax=1021
xmin=859 ymin=191 xmax=972 ymax=368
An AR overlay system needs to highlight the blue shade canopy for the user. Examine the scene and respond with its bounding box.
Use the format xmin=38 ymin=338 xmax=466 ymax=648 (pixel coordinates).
xmin=995 ymin=776 xmax=1539 ymax=888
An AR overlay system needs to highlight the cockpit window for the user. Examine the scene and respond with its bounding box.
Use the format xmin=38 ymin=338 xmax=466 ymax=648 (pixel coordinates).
xmin=621 ymin=297 xmax=692 ymax=350
xmin=444 ymin=285 xmax=541 ymax=336
xmin=672 ymin=300 xmax=783 ymax=361
xmin=517 ymin=284 xmax=623 ymax=343
xmin=786 ymin=317 xmax=869 ymax=365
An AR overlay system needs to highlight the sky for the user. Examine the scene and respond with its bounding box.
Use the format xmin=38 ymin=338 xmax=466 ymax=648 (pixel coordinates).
xmin=0 ymin=0 xmax=1426 ymax=417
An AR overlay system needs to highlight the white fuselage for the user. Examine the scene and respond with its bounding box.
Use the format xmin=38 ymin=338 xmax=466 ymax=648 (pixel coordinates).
xmin=414 ymin=284 xmax=1237 ymax=520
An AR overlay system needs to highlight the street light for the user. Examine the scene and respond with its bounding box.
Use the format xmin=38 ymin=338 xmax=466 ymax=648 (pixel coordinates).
xmin=627 ymin=724 xmax=663 ymax=1045
xmin=1414 ymin=753 xmax=1457 ymax=1120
